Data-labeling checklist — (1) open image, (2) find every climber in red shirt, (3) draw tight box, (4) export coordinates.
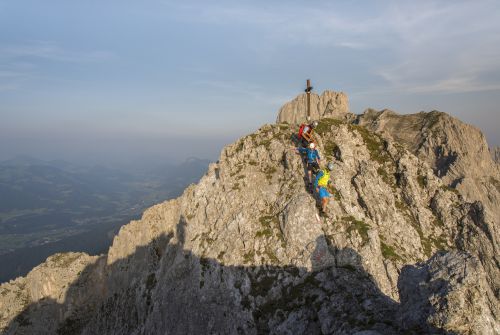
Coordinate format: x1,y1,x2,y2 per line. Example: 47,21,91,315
298,121,318,146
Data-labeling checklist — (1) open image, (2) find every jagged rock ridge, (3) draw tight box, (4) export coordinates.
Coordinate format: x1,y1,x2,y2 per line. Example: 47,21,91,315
1,92,498,334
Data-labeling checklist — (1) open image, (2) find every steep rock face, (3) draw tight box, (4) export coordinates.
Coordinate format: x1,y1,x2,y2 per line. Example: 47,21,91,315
356,109,500,295
399,251,499,335
276,90,350,124
492,146,500,164
1,117,497,334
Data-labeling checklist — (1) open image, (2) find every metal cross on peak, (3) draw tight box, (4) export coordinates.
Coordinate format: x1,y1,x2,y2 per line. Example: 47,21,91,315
304,79,313,93
305,79,313,120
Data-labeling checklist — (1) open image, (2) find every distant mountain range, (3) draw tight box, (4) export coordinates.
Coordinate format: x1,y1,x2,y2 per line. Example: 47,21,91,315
0,156,210,282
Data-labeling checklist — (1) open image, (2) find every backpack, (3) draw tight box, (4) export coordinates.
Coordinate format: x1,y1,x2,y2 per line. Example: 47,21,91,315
317,169,330,187
298,124,305,138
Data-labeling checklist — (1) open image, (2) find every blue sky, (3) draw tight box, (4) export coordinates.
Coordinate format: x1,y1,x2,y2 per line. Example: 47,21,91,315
1,0,499,165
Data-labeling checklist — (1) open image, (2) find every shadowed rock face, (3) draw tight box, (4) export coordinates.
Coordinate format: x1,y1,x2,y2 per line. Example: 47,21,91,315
0,229,404,335
1,93,499,334
399,251,499,335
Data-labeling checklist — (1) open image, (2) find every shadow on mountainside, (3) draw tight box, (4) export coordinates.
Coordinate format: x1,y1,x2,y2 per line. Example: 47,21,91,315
3,217,454,335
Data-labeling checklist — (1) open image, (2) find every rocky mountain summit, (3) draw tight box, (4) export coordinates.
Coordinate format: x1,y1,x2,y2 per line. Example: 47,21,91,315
1,91,498,334
277,90,350,124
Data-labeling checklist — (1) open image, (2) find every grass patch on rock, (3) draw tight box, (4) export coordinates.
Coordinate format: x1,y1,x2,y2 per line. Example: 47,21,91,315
50,253,81,268
426,111,443,130
315,118,344,136
377,167,396,188
217,251,226,262
417,175,427,188
419,231,448,258
256,215,280,239
380,241,404,262
323,140,339,160
260,139,272,150
440,185,459,195
235,140,245,153
230,164,243,177
263,166,277,181
350,125,390,164
243,250,255,264
255,229,272,238
343,216,370,245
264,246,280,264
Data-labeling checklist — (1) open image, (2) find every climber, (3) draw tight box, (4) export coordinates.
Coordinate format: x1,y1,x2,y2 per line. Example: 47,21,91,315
294,142,321,190
315,162,334,214
297,120,318,146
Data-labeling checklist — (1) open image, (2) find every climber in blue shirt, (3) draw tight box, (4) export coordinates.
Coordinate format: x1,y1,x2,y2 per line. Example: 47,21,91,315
294,142,321,188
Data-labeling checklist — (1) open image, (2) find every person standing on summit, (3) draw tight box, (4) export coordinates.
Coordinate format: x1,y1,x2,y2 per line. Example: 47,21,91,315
294,142,321,190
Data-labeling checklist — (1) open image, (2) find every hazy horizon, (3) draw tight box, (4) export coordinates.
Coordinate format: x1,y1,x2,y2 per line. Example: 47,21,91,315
1,0,499,166
0,133,233,167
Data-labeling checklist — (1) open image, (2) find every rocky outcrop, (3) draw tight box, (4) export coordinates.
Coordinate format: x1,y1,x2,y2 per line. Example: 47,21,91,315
276,90,350,124
1,93,498,334
399,251,499,334
492,146,500,164
357,109,500,295
357,109,497,182
0,252,105,334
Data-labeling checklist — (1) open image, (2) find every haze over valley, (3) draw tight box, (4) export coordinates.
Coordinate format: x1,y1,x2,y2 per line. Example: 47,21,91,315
0,155,210,282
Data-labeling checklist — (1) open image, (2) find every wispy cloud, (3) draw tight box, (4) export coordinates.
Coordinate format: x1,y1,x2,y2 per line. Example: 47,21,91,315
0,41,114,63
0,41,115,91
170,1,500,94
166,2,378,50
372,1,500,94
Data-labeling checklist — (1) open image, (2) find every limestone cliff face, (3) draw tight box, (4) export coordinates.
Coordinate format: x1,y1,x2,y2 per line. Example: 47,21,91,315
1,93,498,335
276,90,350,124
357,109,497,182
356,108,500,295
492,146,500,164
